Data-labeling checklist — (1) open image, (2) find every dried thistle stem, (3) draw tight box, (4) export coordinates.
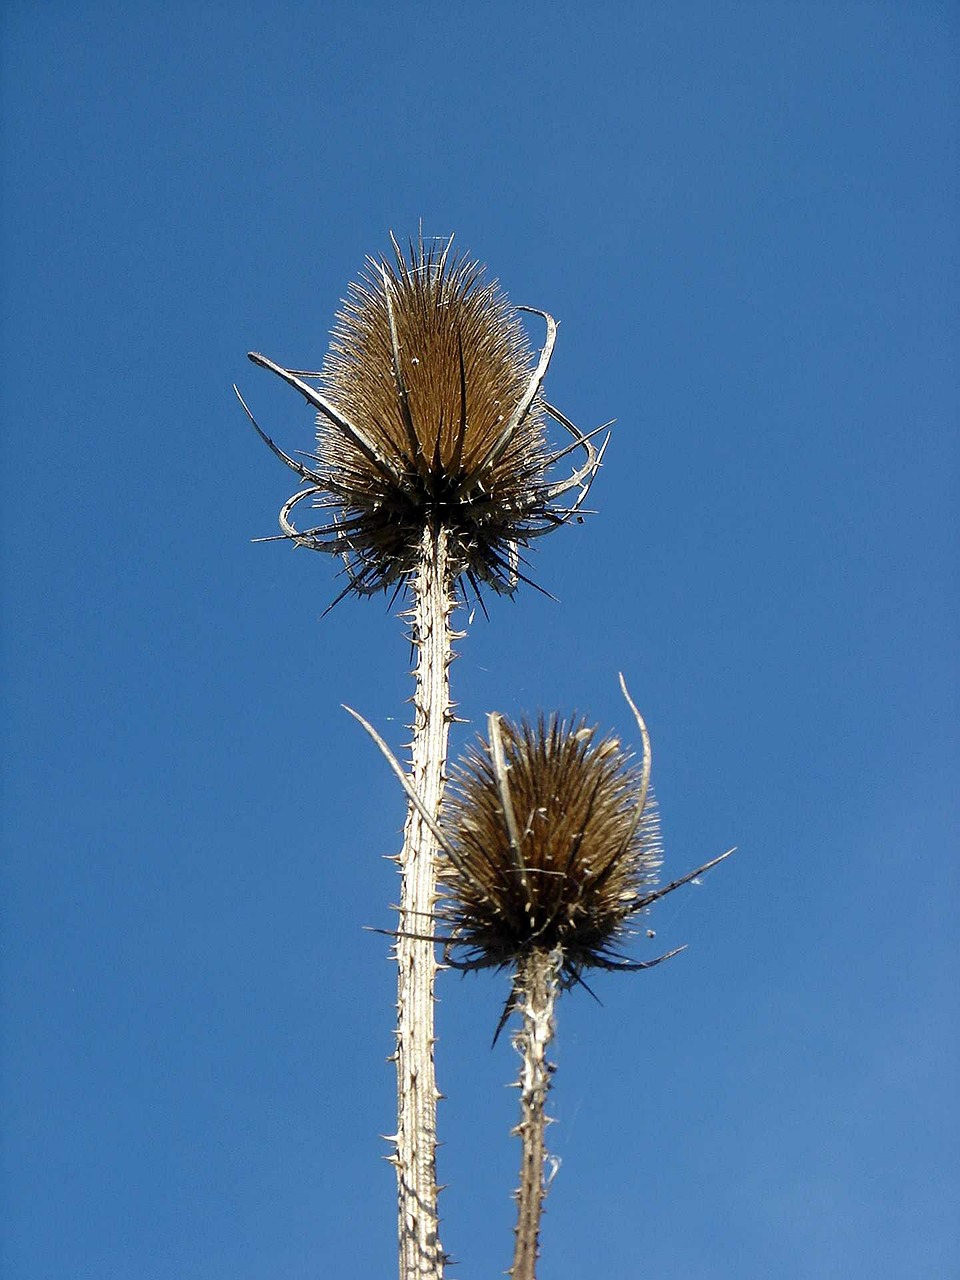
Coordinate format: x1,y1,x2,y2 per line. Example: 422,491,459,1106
394,521,455,1280
511,947,562,1280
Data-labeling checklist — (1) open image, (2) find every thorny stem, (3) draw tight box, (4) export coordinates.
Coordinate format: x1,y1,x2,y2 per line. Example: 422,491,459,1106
511,947,563,1280
393,522,455,1280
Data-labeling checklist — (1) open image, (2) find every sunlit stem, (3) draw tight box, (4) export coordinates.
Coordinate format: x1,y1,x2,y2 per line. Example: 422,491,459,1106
510,946,562,1280
393,522,455,1280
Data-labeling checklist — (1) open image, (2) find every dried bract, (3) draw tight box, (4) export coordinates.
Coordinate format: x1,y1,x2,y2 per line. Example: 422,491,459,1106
440,712,663,981
239,234,605,601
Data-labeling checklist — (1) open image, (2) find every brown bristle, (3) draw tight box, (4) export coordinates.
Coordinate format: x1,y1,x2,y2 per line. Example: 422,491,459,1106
439,714,663,979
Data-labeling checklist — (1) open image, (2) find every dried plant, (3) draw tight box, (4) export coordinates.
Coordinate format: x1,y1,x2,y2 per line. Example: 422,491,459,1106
440,703,664,984
349,677,732,1280
236,234,606,608
238,234,605,1280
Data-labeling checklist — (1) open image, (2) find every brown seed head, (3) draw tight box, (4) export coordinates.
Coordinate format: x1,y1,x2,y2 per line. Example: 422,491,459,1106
316,238,551,594
243,234,605,601
439,713,663,981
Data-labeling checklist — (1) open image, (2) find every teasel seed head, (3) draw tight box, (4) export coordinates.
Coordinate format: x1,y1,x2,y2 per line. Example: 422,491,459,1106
440,704,663,982
431,676,734,1001
345,678,734,1029
237,233,607,603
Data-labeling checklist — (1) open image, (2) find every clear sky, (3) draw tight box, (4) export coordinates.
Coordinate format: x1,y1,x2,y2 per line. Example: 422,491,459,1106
1,3,957,1277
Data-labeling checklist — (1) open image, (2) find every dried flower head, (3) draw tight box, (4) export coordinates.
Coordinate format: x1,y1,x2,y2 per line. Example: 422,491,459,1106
349,677,733,988
237,233,605,602
346,678,733,1039
440,704,663,982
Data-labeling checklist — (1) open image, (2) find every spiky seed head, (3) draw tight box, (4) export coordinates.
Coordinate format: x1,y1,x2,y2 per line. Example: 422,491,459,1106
309,237,556,595
439,714,662,982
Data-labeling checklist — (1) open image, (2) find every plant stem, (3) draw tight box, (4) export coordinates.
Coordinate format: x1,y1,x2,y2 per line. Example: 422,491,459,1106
511,947,562,1280
394,522,455,1280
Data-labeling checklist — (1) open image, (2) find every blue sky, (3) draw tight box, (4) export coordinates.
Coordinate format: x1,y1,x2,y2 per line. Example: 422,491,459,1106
1,3,957,1277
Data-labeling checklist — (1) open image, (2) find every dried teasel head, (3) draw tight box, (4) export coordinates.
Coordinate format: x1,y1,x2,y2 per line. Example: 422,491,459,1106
436,677,734,989
236,233,607,603
344,678,734,1032
440,706,659,980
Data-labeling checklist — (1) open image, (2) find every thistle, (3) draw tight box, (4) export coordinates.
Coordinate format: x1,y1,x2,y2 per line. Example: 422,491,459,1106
441,703,665,986
350,676,733,1279
445,708,667,1279
237,234,605,607
238,234,605,1280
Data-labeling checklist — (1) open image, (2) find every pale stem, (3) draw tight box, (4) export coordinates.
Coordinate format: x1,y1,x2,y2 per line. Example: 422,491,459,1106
393,522,454,1280
510,947,562,1280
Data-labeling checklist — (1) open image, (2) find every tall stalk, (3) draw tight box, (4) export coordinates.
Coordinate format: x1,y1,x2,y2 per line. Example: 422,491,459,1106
510,948,562,1280
393,523,454,1278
